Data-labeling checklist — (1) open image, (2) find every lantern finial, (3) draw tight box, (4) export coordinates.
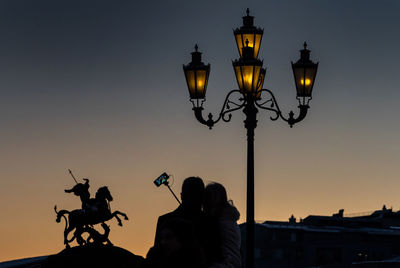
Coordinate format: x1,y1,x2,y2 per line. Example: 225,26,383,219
300,42,311,62
191,44,202,64
242,8,254,27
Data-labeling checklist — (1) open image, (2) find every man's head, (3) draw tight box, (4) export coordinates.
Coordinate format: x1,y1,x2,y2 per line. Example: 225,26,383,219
181,176,204,206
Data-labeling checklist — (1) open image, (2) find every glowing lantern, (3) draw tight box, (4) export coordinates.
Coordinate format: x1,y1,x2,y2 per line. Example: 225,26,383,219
233,40,263,96
183,44,211,99
233,8,263,59
256,68,266,99
292,42,318,98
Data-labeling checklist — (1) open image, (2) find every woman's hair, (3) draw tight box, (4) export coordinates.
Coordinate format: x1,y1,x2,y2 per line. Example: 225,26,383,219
204,182,232,217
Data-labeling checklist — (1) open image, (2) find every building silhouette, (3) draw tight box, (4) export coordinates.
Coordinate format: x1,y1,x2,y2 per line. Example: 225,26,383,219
240,206,400,267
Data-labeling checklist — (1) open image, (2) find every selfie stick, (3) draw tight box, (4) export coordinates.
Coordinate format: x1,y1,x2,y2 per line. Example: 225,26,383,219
165,181,181,205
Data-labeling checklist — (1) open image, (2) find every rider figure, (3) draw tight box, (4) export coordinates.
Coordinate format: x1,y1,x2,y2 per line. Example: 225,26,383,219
64,178,97,214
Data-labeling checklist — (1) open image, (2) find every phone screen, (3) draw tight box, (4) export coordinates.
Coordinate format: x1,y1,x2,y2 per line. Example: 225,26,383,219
154,172,169,187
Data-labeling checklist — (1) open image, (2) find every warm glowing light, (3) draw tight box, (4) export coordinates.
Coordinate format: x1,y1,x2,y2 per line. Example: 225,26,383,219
234,34,262,59
244,75,253,85
300,78,311,86
183,45,210,100
292,42,318,98
233,63,262,95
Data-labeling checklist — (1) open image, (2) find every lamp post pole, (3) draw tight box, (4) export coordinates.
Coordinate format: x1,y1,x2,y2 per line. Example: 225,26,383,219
244,97,257,268
183,9,319,268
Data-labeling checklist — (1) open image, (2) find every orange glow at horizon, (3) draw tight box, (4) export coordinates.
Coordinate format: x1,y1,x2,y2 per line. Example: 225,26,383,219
1,121,400,262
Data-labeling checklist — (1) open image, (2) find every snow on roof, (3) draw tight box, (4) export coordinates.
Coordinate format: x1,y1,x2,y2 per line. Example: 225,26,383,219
256,222,400,235
0,256,48,267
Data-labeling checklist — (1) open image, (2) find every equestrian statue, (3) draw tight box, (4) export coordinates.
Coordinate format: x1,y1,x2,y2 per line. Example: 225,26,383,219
54,170,129,248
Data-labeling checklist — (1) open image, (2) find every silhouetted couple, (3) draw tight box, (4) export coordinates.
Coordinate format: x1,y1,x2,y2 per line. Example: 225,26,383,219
146,177,241,268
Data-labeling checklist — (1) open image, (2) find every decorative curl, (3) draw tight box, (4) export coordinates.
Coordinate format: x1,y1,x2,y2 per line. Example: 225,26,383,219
255,89,310,127
192,90,245,129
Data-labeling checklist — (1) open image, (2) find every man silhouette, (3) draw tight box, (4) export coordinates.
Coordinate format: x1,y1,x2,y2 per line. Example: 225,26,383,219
154,176,205,244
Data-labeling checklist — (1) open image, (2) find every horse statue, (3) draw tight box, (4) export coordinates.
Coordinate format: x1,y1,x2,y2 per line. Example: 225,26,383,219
55,185,128,248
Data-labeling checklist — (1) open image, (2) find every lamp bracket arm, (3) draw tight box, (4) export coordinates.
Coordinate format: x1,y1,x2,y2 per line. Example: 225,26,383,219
255,89,282,121
227,99,243,108
192,107,215,129
214,89,245,124
255,89,310,127
192,90,244,129
286,105,309,128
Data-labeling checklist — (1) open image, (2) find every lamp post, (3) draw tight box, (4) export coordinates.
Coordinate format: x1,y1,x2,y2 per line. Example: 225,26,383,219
183,9,318,268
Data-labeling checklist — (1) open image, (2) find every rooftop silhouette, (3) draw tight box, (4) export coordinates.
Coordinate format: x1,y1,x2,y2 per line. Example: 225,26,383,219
240,206,400,267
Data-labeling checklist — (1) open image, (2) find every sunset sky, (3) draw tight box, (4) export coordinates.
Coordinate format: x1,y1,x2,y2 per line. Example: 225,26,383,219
1,0,400,261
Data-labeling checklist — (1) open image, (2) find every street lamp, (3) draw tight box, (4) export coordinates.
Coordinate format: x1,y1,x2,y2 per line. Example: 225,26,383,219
292,42,319,104
183,44,211,101
183,9,318,268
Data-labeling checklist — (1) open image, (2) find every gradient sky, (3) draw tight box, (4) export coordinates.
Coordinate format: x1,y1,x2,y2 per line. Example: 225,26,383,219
1,0,400,261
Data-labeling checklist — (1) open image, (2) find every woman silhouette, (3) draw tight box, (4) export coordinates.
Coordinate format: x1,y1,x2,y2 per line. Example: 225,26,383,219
204,182,241,268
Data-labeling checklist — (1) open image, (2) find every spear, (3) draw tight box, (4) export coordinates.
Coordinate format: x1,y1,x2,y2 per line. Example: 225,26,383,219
68,169,78,184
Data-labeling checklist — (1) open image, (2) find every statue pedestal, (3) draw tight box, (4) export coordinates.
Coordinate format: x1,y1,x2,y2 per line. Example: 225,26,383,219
43,245,145,268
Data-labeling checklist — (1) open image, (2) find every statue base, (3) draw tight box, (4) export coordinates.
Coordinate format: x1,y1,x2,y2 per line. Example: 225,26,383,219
43,244,145,268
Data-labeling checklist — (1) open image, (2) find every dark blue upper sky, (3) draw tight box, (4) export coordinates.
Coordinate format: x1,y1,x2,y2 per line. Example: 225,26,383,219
1,0,399,126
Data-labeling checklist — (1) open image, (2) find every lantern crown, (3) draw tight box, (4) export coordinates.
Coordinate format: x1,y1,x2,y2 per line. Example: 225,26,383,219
243,8,254,27
297,42,312,64
188,44,203,66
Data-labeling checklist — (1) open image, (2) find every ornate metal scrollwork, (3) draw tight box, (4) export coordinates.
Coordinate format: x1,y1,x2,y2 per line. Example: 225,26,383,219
192,88,310,129
255,89,310,127
192,89,245,129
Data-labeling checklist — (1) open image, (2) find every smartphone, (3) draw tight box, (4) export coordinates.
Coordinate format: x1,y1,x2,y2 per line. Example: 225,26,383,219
154,172,170,187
